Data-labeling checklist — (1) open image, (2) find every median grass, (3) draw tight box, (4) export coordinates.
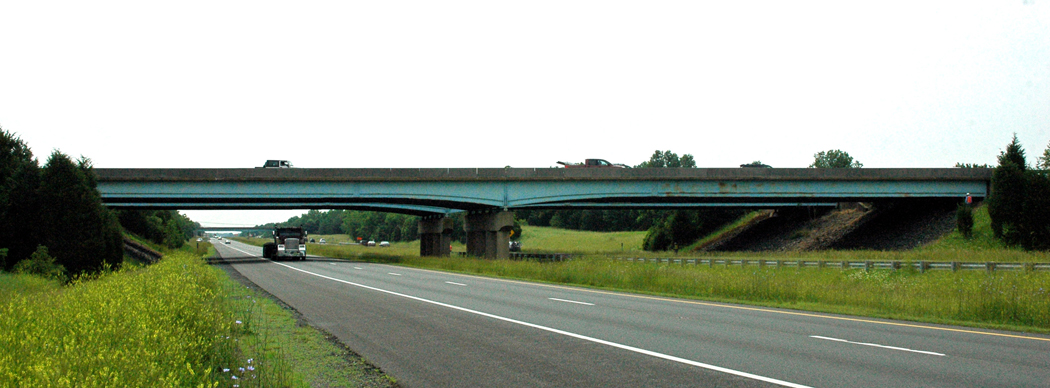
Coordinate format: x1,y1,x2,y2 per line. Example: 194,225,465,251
0,240,394,387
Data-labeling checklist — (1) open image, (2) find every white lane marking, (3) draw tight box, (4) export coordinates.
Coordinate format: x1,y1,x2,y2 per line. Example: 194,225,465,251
810,336,946,357
269,261,811,388
549,297,594,306
445,281,467,286
354,267,363,270
388,272,402,276
330,263,338,265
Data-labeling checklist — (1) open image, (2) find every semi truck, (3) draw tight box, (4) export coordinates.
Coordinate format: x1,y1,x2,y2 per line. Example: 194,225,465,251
262,227,307,260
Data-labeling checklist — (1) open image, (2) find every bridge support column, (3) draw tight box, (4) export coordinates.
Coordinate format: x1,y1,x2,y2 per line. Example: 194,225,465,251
464,211,514,259
418,217,454,257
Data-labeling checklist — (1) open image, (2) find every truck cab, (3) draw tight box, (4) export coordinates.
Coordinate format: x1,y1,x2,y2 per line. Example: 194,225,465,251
262,227,307,260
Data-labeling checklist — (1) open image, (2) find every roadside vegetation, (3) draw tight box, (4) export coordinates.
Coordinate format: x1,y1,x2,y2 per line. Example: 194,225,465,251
0,237,395,387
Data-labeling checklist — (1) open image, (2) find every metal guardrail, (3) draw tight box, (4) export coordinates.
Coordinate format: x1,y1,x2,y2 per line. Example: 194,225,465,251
452,252,572,262
123,238,162,264
614,257,1050,272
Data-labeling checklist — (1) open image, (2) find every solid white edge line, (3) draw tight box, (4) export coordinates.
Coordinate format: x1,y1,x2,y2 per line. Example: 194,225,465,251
270,261,812,388
810,336,946,357
549,297,595,306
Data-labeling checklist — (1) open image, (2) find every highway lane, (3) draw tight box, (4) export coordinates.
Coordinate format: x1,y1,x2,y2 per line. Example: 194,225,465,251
211,239,1050,387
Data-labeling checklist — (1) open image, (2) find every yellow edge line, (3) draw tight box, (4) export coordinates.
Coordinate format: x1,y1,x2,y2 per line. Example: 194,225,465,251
400,264,1050,343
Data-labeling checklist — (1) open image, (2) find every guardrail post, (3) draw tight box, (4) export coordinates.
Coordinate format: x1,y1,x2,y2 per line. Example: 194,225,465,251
818,260,825,269
865,261,873,271
951,262,959,272
841,261,849,270
741,259,748,267
776,260,783,268
986,262,995,272
1025,263,1035,272
892,261,901,271
919,261,927,273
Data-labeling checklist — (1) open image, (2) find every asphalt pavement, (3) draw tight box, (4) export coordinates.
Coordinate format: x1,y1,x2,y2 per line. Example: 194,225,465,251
211,239,1050,388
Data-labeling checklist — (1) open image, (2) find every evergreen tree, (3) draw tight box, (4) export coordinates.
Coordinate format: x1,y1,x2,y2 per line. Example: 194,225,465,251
988,136,1028,243
0,128,41,269
38,152,122,275
1038,140,1050,171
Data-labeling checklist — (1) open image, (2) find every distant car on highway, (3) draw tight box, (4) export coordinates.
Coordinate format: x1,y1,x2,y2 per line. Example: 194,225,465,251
509,241,522,252
367,240,376,247
379,241,390,247
319,238,326,244
224,239,230,244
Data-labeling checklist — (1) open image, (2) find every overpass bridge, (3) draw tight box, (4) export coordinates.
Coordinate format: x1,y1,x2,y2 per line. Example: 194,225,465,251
95,167,992,258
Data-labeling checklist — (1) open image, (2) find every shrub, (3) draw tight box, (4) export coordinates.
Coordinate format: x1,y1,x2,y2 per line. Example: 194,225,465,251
12,245,67,282
957,204,974,239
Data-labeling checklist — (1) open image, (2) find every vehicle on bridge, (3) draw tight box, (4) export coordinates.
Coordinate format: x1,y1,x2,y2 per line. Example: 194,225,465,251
262,227,307,260
557,159,626,168
259,160,293,168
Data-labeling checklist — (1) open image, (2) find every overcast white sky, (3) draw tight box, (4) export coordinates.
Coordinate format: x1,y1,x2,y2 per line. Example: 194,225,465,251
2,1,1049,227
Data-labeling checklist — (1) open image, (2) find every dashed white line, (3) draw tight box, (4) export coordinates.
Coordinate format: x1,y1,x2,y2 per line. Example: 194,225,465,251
388,272,402,276
549,297,594,306
354,267,362,270
445,281,467,286
810,336,946,356
268,261,811,388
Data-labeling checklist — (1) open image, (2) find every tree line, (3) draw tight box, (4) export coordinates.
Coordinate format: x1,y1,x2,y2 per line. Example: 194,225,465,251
0,128,197,281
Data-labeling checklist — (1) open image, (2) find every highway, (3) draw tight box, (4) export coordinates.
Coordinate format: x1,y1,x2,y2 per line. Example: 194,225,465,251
212,239,1050,387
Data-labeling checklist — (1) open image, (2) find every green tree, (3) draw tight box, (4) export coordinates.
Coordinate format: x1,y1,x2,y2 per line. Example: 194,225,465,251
1021,170,1050,250
1038,140,1050,171
988,135,1028,243
0,127,41,270
636,150,697,168
38,152,123,275
999,134,1027,171
809,149,863,168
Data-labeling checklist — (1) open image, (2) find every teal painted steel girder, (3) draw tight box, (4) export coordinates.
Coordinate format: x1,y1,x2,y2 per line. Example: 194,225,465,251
95,167,991,215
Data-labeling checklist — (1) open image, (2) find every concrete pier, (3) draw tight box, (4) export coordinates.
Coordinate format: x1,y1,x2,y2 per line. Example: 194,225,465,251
418,217,454,257
464,211,515,259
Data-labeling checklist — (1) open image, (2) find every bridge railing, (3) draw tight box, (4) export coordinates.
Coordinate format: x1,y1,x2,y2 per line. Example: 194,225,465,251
614,257,1050,272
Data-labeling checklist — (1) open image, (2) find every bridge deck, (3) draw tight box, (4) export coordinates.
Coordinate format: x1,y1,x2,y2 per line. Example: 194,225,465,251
94,168,992,214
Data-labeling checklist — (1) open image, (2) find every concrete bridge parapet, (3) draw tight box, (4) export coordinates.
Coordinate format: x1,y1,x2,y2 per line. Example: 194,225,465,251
418,217,454,257
464,211,515,259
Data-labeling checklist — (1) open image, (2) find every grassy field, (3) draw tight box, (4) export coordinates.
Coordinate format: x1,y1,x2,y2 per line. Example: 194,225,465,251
0,240,394,387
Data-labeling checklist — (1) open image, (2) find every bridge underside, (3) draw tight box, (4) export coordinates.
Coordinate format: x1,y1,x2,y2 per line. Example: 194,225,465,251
95,167,991,258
